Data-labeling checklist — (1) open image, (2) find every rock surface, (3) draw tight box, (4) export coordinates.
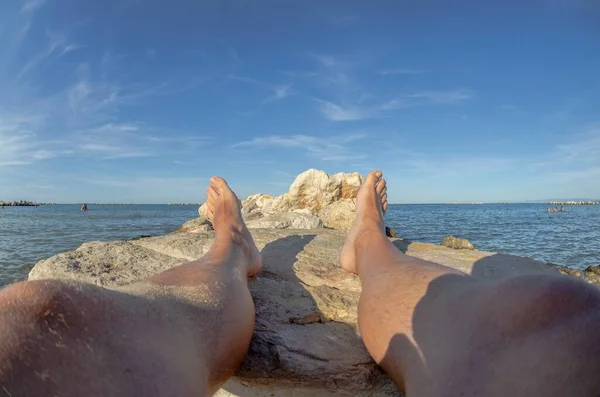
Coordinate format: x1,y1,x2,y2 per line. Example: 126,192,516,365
199,170,363,230
555,264,600,285
28,225,573,396
174,217,212,233
385,226,398,238
318,199,356,230
440,235,476,250
246,212,323,230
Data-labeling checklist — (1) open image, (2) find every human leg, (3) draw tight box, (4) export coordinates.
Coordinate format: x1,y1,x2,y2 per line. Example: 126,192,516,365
341,171,600,396
0,176,261,396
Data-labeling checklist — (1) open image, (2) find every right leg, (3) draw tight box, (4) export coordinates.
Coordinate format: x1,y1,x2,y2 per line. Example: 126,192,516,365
340,171,600,396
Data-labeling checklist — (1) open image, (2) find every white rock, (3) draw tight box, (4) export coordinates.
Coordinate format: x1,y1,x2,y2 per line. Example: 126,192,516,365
319,199,357,231
246,212,323,229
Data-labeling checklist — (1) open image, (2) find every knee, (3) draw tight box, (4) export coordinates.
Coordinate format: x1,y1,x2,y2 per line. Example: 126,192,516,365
0,280,96,331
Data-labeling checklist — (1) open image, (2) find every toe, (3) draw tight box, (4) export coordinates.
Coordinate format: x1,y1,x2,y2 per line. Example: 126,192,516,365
365,170,382,187
210,176,229,193
376,178,386,195
207,186,219,200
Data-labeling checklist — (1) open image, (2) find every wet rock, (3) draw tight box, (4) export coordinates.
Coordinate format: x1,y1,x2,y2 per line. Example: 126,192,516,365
385,227,398,238
555,264,600,286
441,236,476,250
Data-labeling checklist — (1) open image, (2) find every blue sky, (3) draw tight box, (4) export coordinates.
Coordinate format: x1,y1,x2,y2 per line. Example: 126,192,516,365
1,0,599,203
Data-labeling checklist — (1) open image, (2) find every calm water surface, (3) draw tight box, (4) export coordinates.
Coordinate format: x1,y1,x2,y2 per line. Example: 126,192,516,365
0,205,198,286
386,203,599,270
0,203,598,286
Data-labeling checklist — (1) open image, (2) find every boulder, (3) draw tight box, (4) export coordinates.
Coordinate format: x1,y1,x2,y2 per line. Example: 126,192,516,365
29,226,569,396
281,169,363,214
441,236,476,250
246,212,324,230
318,199,356,230
198,170,363,231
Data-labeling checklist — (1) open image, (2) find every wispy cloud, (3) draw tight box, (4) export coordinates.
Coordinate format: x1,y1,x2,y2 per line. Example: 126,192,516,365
379,68,425,75
309,53,357,93
314,88,473,121
230,133,366,162
555,124,600,164
17,33,81,81
291,54,472,121
406,89,473,104
314,99,376,121
20,0,46,14
263,84,296,104
229,74,295,105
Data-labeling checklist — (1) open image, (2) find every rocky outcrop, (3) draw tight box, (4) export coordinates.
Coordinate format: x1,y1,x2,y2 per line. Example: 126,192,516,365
199,170,363,230
441,236,476,250
28,225,572,396
555,264,600,285
281,169,363,214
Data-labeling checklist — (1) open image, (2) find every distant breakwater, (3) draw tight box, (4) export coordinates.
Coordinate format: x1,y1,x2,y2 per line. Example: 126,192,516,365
548,201,599,206
0,200,46,207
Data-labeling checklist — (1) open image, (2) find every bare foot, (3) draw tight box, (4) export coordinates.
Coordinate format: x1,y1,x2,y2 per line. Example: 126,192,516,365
339,170,388,274
206,176,262,277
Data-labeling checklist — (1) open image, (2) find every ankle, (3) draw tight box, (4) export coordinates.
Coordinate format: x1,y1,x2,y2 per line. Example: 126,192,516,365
355,230,393,276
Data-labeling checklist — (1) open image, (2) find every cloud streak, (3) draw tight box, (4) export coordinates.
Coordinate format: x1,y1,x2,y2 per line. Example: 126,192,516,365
231,133,366,162
314,88,473,121
263,84,296,104
379,68,425,75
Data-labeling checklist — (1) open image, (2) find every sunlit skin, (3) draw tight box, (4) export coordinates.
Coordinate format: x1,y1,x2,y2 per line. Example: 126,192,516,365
1,172,599,396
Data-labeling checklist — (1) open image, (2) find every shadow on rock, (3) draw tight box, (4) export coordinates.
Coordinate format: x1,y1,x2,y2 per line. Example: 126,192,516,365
229,234,392,395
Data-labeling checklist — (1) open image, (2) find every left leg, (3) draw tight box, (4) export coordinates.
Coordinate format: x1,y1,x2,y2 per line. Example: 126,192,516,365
0,176,261,396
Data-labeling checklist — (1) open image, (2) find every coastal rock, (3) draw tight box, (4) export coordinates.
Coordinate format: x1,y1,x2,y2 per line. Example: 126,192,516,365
385,227,398,238
174,217,212,233
441,236,476,250
245,212,324,230
282,169,363,214
198,203,207,218
198,170,363,231
318,199,356,230
556,264,600,285
29,225,566,396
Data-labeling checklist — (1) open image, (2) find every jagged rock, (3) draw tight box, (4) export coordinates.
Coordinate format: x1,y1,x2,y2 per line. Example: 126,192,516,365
275,169,363,214
175,217,212,233
29,226,568,396
385,227,398,238
555,264,600,285
318,199,356,230
198,170,363,231
246,212,324,229
441,236,476,250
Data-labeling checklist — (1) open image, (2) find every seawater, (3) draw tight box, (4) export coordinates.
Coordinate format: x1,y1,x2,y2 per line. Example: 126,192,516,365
0,203,598,286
